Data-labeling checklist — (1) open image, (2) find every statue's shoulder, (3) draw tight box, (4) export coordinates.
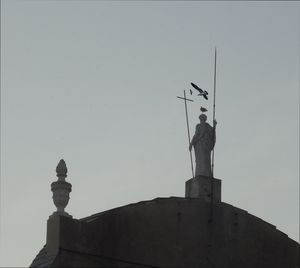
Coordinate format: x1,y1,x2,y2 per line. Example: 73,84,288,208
204,122,213,129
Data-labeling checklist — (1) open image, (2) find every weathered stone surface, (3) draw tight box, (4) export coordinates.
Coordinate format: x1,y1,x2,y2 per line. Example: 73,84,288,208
32,197,299,268
185,175,221,203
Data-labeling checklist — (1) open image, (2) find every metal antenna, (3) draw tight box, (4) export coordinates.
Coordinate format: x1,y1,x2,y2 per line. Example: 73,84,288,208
210,47,217,221
177,90,195,178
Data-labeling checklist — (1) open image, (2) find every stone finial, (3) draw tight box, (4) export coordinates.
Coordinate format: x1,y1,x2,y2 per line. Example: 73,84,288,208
56,159,67,181
50,159,72,218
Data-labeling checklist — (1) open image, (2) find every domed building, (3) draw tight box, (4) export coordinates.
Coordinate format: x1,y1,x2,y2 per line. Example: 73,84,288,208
30,160,299,268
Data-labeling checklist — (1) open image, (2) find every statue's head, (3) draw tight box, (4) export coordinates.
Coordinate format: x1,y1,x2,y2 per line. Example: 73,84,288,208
199,114,207,122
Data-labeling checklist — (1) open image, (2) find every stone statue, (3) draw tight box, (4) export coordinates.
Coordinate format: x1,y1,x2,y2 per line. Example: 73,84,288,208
189,114,217,177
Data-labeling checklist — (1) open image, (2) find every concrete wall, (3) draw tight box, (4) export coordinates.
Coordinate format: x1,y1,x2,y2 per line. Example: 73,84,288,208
45,197,299,268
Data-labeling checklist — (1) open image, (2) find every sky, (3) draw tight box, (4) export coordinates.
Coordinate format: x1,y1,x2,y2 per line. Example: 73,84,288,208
0,1,299,267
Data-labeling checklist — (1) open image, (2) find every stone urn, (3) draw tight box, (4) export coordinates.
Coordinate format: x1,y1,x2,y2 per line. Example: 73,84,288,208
50,159,72,218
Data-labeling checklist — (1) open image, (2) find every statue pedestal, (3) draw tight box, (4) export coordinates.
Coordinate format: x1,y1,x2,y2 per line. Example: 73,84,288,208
185,175,221,203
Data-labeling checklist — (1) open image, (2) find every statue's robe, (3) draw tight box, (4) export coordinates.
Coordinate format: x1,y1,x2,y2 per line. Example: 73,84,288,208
191,122,215,177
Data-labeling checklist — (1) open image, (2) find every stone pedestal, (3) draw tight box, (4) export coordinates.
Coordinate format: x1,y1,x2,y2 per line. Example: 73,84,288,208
46,214,78,256
185,175,221,203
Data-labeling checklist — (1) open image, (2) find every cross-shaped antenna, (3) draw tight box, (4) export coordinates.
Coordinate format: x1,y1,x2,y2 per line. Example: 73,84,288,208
177,90,195,178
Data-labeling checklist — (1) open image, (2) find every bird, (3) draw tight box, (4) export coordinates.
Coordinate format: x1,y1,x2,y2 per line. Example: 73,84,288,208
191,82,208,100
200,107,208,113
189,89,193,95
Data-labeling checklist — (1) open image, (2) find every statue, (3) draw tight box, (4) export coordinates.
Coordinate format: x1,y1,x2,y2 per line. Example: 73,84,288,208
189,114,217,177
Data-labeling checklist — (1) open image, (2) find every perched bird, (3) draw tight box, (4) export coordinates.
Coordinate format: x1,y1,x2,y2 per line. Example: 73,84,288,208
191,82,208,100
200,107,208,113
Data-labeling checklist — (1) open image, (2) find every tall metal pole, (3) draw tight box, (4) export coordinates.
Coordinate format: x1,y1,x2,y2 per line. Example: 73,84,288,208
183,90,195,178
212,48,217,177
210,47,217,222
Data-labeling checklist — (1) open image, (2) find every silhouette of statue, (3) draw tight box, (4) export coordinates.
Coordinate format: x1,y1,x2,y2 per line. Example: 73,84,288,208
189,114,217,177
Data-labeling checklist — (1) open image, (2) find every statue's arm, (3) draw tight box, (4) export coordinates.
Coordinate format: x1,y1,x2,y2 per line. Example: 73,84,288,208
189,136,195,151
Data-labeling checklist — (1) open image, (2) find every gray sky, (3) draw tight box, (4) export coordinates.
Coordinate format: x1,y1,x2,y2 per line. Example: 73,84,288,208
0,1,299,267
